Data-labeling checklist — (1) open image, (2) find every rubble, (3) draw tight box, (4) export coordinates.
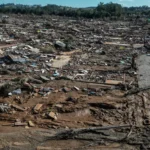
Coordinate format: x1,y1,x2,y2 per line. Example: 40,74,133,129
74,86,80,91
55,40,66,48
0,14,149,150
0,103,10,113
34,104,43,113
105,80,123,85
28,121,35,127
11,104,26,111
14,122,27,126
48,112,58,120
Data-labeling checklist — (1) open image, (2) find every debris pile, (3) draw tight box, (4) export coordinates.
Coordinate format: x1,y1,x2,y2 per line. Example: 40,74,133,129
0,14,149,149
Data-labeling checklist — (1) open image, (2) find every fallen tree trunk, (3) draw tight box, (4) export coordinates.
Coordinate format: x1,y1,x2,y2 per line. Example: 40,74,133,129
46,124,131,140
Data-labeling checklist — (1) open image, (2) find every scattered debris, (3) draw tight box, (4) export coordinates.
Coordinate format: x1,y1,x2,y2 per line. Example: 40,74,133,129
0,14,148,150
14,122,27,126
105,80,123,85
0,103,10,113
11,104,26,111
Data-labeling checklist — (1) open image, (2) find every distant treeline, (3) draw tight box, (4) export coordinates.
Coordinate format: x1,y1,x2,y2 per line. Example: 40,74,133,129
0,3,150,19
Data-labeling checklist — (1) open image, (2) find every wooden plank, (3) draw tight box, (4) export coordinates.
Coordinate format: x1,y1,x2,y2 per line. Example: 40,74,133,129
105,80,123,85
36,146,52,150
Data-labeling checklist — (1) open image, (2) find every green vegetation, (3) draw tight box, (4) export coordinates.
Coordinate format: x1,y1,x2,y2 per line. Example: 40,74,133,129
40,45,56,54
119,46,125,50
0,3,150,19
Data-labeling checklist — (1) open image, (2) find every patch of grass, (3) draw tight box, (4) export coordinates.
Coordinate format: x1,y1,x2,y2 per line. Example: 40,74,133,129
41,46,56,54
119,46,125,50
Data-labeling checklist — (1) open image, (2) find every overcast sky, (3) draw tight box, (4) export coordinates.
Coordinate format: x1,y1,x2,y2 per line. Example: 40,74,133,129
1,0,150,7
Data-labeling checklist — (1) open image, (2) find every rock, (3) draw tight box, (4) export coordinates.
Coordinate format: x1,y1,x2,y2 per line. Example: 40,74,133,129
28,121,35,127
53,89,59,93
55,104,63,108
48,112,57,120
25,126,29,129
34,104,43,113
